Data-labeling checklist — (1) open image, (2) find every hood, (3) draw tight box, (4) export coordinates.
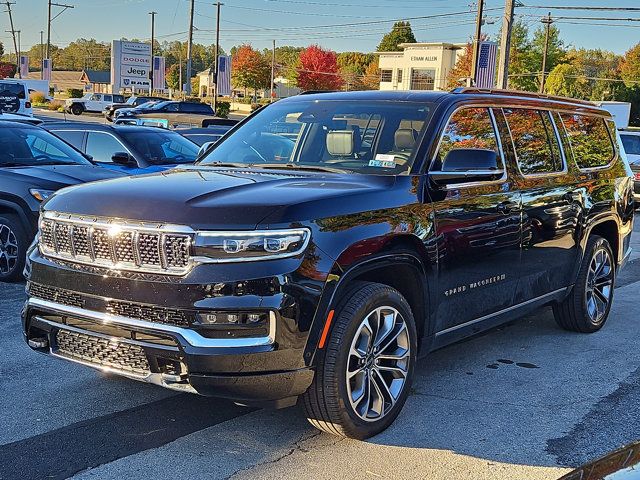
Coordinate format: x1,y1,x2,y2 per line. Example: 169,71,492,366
44,166,411,230
0,164,125,191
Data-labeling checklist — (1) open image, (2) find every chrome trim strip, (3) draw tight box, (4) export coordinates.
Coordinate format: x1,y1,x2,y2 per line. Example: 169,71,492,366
28,297,277,348
435,287,567,337
43,211,195,234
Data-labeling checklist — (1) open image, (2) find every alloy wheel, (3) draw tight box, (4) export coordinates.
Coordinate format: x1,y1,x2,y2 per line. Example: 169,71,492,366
346,306,411,422
0,224,19,275
586,246,614,324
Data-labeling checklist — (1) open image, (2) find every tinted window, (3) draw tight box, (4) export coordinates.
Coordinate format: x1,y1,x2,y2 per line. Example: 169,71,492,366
200,100,433,174
560,113,615,169
435,107,501,168
183,134,222,146
113,95,125,103
120,130,198,165
103,95,113,102
86,132,127,163
0,82,26,99
165,103,179,112
181,103,213,114
0,126,90,166
52,130,85,149
503,108,562,175
621,134,640,156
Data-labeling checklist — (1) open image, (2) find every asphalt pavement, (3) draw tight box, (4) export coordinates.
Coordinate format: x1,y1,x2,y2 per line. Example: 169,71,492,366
1,222,639,480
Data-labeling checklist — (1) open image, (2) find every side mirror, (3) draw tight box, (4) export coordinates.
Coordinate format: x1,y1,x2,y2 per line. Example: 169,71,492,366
197,141,215,158
430,148,504,186
111,151,134,166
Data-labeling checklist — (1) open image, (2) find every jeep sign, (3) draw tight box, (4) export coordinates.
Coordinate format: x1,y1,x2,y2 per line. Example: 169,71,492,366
111,40,151,91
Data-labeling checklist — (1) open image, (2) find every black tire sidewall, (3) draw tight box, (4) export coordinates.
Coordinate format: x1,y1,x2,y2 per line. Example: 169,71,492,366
0,215,27,282
578,236,615,330
326,284,417,438
71,104,83,115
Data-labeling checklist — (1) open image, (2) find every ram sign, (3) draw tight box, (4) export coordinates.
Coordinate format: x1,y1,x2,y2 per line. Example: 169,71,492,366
111,40,151,92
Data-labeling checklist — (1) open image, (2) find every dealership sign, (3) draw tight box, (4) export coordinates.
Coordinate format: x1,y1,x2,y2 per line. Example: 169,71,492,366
111,40,151,91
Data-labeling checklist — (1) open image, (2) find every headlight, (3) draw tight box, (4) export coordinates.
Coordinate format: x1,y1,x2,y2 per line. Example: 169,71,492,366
29,189,55,202
193,228,310,262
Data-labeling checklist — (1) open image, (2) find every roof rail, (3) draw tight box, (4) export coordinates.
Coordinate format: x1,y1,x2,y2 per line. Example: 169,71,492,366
450,87,596,107
298,90,337,95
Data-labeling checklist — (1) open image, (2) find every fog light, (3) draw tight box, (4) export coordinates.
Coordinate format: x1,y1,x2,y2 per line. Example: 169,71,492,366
197,311,268,326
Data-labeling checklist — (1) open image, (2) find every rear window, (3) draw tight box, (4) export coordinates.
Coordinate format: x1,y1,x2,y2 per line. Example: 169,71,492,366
0,82,26,99
503,108,563,175
560,113,615,169
621,134,640,156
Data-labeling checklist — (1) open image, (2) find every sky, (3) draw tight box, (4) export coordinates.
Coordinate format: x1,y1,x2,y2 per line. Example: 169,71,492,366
2,0,639,56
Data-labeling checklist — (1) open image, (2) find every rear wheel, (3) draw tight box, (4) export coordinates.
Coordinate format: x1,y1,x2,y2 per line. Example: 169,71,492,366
0,215,27,282
553,235,615,333
70,103,83,115
302,282,417,439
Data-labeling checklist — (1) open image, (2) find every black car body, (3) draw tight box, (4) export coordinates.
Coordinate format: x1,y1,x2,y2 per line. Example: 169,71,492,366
44,123,200,174
115,101,216,127
0,121,124,281
103,96,164,122
23,90,634,439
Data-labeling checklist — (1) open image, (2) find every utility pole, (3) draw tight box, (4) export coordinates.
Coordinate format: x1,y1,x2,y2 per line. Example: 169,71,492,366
213,1,222,112
40,30,44,79
47,2,75,62
496,0,515,89
470,0,484,87
4,1,19,78
270,39,275,102
539,12,553,93
185,0,195,95
149,11,157,94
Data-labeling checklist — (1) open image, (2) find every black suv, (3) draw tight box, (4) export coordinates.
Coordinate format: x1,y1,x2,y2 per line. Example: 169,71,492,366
0,121,123,281
115,101,215,127
23,90,634,439
103,96,164,122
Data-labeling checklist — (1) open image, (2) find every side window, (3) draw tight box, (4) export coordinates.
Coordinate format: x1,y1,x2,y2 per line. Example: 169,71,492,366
380,70,392,82
560,114,615,169
434,107,502,170
85,132,127,163
103,95,112,102
503,108,563,175
52,130,85,149
26,135,67,157
166,103,179,112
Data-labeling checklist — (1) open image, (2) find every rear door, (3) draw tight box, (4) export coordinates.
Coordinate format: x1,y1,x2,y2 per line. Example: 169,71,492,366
428,106,522,333
498,107,581,303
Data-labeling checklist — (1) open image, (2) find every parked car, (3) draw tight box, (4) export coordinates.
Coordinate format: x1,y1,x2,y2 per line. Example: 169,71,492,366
65,93,126,116
0,121,123,281
103,96,164,122
0,79,32,116
44,122,200,174
177,125,234,146
620,129,640,207
23,90,634,439
113,100,168,122
115,100,216,127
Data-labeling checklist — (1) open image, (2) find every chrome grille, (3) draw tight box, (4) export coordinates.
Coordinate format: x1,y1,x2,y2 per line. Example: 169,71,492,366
55,330,150,376
39,212,193,275
28,282,84,308
106,300,194,327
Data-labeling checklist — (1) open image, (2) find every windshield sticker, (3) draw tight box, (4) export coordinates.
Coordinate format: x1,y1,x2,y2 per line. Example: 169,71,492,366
370,154,396,168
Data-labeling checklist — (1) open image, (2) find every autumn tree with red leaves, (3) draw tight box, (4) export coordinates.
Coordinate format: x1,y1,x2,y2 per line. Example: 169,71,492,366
0,62,17,79
231,44,271,96
296,45,343,91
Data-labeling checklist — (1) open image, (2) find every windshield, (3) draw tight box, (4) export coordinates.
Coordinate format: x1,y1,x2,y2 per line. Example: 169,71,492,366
125,97,136,105
621,134,640,157
119,130,199,165
0,126,92,167
0,82,26,99
199,99,432,174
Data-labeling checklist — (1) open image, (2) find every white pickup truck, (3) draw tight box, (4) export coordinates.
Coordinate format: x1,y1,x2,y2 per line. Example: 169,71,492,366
65,93,126,115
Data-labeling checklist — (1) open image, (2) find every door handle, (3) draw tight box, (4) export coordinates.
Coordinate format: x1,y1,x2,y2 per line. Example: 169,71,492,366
497,201,519,214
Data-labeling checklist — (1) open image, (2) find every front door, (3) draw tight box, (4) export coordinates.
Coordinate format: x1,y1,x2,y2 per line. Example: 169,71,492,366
428,106,522,332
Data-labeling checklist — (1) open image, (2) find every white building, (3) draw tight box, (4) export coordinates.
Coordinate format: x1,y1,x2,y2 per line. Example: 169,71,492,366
377,42,466,91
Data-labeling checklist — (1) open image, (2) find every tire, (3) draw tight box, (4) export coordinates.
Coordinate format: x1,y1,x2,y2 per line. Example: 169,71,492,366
0,214,27,282
302,282,417,439
70,104,83,116
553,235,615,333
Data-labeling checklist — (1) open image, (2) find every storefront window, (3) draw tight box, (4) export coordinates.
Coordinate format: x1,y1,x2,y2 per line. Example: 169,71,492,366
410,69,435,90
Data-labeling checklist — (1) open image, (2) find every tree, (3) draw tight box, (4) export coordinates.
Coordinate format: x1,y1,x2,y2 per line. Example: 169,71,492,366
564,48,622,100
446,42,473,89
337,52,374,91
544,63,584,98
166,63,181,90
621,43,640,88
259,45,302,84
377,21,416,52
0,62,16,79
0,42,4,58
531,24,566,89
231,44,271,95
505,21,537,91
296,45,343,91
361,61,381,90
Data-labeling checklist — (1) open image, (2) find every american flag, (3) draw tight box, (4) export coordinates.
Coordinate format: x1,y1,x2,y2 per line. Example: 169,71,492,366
152,56,166,90
217,56,232,96
42,59,52,81
476,41,497,89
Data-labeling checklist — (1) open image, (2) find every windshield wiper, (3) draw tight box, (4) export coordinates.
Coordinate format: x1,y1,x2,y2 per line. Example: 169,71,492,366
248,163,349,174
203,161,252,168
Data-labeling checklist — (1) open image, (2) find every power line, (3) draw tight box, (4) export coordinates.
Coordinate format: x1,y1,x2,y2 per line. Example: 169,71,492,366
520,5,640,12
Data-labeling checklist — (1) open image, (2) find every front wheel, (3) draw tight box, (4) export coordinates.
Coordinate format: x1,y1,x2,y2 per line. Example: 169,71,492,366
70,104,83,115
302,282,417,439
553,235,615,333
0,215,27,282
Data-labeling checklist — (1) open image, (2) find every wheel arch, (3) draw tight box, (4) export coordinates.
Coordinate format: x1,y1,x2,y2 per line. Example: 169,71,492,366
583,215,621,266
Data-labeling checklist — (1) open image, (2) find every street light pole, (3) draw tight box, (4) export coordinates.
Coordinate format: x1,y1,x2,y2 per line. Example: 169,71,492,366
470,0,484,87
497,0,515,89
185,0,195,95
149,11,157,94
46,2,75,63
40,30,44,79
213,1,222,113
4,1,19,78
270,39,275,102
540,13,553,93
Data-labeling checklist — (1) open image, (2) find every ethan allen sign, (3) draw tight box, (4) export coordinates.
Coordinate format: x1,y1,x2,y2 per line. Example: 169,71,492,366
410,56,438,62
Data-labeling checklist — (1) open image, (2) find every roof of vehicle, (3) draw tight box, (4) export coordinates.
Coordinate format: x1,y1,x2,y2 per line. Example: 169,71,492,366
177,127,231,134
42,122,178,133
0,119,39,128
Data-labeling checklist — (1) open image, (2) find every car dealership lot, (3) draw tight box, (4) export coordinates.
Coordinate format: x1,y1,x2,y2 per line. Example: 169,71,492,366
0,220,638,480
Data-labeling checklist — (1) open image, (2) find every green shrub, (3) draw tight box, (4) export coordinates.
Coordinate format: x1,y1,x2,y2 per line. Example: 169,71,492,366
216,101,230,118
66,88,84,98
48,100,64,111
29,91,47,104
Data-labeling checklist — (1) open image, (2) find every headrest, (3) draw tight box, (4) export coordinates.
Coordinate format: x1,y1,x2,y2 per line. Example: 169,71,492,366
395,128,418,150
326,130,354,156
